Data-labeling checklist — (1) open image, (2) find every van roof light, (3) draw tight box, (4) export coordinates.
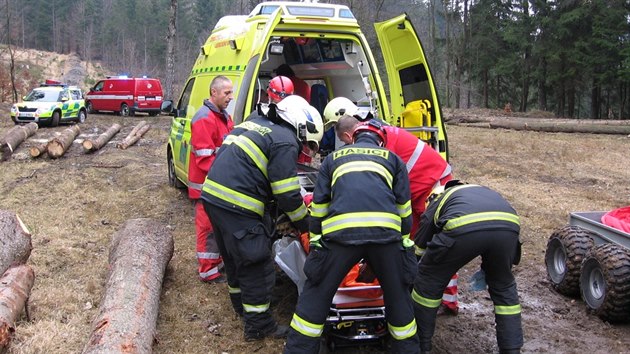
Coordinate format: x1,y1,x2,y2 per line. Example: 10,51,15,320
270,43,284,55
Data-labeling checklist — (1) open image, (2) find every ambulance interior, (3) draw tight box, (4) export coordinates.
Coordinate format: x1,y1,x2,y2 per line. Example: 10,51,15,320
252,34,439,154
253,36,378,119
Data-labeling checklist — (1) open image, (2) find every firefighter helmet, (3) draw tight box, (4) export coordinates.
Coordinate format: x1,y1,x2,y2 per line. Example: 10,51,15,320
267,75,294,103
323,97,359,129
277,95,322,146
351,119,387,147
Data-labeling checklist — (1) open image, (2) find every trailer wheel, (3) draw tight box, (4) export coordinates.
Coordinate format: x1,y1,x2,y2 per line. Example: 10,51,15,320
545,225,595,296
580,243,630,323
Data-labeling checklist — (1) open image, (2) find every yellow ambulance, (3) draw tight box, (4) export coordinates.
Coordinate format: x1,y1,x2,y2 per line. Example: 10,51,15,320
163,1,448,189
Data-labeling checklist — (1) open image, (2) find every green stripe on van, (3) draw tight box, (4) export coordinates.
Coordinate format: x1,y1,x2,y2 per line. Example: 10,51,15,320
191,65,246,75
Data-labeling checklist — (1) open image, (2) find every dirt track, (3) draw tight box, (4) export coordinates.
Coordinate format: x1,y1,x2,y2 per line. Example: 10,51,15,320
1,109,630,353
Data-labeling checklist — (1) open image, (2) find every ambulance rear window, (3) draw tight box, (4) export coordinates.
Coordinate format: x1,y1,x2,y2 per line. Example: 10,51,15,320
286,6,335,18
339,9,355,19
259,5,279,15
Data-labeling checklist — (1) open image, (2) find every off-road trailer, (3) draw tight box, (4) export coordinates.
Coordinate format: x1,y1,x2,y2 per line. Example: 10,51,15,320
545,211,630,322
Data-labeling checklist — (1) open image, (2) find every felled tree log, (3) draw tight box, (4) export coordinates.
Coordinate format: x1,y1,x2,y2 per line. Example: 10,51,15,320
116,122,150,150
0,265,35,351
83,124,122,152
29,142,49,158
47,125,80,159
0,210,32,276
488,120,630,135
82,219,174,354
0,123,38,161
125,121,148,139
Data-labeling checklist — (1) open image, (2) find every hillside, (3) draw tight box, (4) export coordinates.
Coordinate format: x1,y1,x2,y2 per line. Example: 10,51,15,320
0,46,111,100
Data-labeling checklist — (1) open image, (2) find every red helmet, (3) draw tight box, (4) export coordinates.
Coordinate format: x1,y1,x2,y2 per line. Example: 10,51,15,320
267,76,294,103
352,120,387,146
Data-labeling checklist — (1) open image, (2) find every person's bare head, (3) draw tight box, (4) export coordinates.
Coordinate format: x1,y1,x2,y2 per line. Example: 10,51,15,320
209,75,234,111
335,114,360,144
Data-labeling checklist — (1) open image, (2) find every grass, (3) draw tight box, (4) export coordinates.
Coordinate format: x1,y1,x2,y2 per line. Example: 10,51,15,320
1,114,630,353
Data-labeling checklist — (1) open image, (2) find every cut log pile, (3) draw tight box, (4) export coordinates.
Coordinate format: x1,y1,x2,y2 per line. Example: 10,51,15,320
47,125,81,158
0,122,38,161
117,121,151,150
83,218,174,354
0,121,152,160
0,210,34,351
82,124,122,153
0,213,175,353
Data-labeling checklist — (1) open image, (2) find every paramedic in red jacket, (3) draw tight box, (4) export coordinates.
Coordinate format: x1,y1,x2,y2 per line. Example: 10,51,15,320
190,75,234,283
275,64,310,101
335,113,459,314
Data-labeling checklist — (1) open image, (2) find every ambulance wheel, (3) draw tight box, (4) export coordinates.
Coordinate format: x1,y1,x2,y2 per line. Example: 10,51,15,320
167,149,186,189
51,111,61,127
120,103,130,116
580,243,630,323
545,225,595,296
78,109,87,123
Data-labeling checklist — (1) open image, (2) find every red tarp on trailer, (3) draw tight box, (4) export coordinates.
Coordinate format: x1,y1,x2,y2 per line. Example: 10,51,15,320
601,206,630,234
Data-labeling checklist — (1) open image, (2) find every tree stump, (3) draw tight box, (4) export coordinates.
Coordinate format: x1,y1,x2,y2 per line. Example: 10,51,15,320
0,123,38,161
0,210,32,276
47,125,81,159
83,124,122,152
0,265,35,351
82,219,174,354
117,122,150,150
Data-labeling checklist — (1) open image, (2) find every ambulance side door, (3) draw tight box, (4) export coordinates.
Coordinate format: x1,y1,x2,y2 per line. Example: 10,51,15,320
171,77,196,184
374,14,448,159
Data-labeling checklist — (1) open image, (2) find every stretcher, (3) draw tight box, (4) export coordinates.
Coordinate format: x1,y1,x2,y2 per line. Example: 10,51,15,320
273,237,389,351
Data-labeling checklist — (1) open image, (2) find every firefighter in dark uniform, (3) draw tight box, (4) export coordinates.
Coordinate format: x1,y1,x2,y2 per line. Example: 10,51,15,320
412,181,523,354
201,95,321,341
284,119,420,354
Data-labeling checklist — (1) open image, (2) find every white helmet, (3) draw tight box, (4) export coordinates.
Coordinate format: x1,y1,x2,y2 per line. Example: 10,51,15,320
304,104,324,150
276,95,323,146
323,97,358,130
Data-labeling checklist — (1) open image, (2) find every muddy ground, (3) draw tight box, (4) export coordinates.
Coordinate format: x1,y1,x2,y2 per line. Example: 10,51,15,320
1,106,629,354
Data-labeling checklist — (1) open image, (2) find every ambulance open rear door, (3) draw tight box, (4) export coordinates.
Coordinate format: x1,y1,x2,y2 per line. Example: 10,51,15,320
232,9,283,124
374,14,448,160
